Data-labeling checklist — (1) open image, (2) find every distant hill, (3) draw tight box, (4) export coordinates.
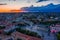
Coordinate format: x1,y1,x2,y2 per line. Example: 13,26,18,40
21,3,60,12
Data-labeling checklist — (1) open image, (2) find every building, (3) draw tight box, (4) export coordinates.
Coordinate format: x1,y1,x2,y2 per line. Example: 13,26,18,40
50,24,60,33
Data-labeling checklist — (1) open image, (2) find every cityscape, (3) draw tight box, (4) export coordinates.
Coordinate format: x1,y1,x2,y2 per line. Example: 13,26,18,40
0,12,60,40
0,0,60,40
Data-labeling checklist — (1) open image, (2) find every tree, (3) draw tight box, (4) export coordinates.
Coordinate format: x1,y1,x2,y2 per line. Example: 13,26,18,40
0,26,5,29
16,28,41,38
57,32,60,40
17,38,22,40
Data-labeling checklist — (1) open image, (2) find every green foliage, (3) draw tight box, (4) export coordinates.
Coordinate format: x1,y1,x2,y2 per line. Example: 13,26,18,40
17,38,23,40
57,32,60,40
0,26,5,29
40,21,60,25
4,30,14,35
16,28,41,38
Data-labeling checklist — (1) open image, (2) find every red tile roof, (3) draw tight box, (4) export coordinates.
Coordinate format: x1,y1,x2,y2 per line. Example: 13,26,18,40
11,31,42,40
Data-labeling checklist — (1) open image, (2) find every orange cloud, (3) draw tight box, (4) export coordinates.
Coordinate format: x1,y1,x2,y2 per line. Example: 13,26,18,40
0,9,24,13
0,5,24,13
0,9,10,12
10,9,24,12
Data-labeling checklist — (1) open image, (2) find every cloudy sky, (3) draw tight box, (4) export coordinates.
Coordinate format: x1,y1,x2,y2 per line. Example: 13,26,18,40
0,0,60,10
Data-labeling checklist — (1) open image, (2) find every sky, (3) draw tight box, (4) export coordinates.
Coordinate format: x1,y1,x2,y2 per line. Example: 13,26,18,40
0,0,60,12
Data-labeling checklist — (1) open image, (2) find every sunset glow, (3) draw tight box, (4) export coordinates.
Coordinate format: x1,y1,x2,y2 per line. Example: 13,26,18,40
0,0,60,12
0,9,24,13
0,5,23,12
0,9,10,12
